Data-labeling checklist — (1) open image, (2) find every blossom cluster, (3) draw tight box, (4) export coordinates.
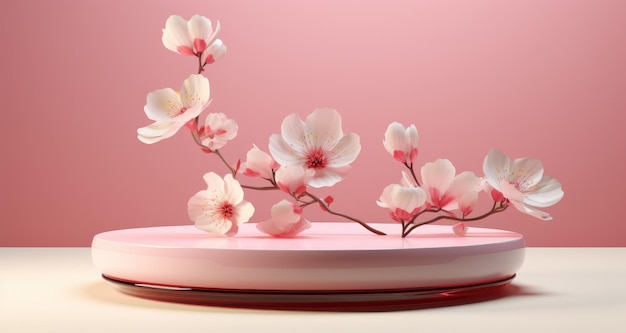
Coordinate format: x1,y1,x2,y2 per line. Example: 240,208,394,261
138,15,564,238
379,122,564,236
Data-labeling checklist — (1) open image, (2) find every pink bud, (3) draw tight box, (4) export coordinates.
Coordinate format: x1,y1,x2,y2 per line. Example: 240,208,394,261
453,223,467,236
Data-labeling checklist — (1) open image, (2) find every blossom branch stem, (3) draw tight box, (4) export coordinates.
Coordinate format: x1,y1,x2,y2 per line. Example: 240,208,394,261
213,149,236,175
303,191,387,235
402,202,508,237
241,185,279,191
404,162,420,186
197,55,204,74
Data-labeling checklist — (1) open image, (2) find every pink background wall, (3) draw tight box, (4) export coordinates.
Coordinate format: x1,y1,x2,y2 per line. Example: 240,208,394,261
2,0,625,246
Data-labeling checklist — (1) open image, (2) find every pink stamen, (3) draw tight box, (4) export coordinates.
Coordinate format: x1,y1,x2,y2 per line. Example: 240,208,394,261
305,148,327,169
219,202,234,218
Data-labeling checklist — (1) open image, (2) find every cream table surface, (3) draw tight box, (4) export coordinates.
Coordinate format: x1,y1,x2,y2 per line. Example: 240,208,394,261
1,247,625,333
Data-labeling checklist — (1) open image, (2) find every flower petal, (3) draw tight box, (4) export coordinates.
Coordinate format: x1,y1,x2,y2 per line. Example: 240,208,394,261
483,149,511,190
222,173,244,205
144,88,183,122
327,133,361,167
137,121,182,144
447,171,482,198
383,122,408,155
279,113,306,150
421,159,456,194
233,200,255,225
188,15,213,53
511,157,544,188
202,39,227,64
510,200,553,220
304,108,343,148
392,186,427,213
269,134,300,166
523,176,564,207
202,172,225,195
180,74,210,109
307,167,345,188
161,15,193,54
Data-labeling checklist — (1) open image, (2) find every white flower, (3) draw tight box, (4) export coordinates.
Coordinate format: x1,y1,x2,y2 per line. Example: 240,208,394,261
162,15,221,56
275,166,315,196
188,172,255,236
137,74,210,144
420,159,482,213
483,149,564,220
383,122,419,163
377,183,427,221
256,200,311,237
240,145,278,179
201,39,227,65
199,113,238,150
269,108,361,188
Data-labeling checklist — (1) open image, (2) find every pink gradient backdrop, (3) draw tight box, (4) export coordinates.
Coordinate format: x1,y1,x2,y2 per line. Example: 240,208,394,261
2,0,625,246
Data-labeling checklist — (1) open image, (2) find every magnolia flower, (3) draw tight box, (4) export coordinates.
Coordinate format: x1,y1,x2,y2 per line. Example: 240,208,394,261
198,113,238,150
483,149,564,220
383,122,419,163
275,166,315,196
188,172,255,236
377,184,427,221
240,145,278,179
162,15,221,56
137,74,210,144
256,200,311,237
420,159,482,214
269,108,361,188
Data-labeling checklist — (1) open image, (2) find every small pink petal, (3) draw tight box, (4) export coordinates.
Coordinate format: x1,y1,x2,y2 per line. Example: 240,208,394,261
453,223,467,236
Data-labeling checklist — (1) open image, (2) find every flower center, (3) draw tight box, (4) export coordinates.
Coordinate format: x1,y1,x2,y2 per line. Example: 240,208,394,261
305,148,327,169
219,202,234,218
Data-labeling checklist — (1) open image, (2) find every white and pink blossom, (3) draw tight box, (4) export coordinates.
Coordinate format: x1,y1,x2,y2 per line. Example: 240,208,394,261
377,183,427,221
256,200,311,237
198,113,238,150
269,108,361,188
383,122,419,163
201,39,227,65
162,15,221,56
274,166,315,196
483,149,564,220
137,74,210,144
240,145,278,179
188,172,255,236
420,159,482,213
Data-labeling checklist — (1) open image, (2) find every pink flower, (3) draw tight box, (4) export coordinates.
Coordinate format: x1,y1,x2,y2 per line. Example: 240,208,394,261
256,200,311,237
483,149,564,220
420,159,482,213
240,145,278,179
269,108,361,188
198,113,238,150
383,122,419,163
274,166,315,196
162,15,221,56
137,74,210,144
188,172,255,236
377,183,427,221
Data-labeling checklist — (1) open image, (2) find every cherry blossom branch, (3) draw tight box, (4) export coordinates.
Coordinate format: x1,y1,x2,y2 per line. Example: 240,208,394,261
213,149,236,175
401,201,509,237
303,191,387,236
404,162,421,187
